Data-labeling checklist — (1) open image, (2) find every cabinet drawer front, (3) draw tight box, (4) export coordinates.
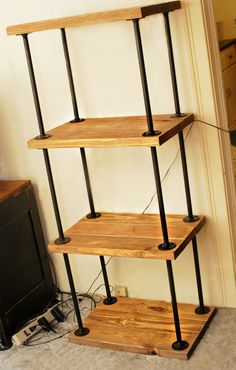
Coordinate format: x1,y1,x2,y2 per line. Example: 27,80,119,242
221,45,236,70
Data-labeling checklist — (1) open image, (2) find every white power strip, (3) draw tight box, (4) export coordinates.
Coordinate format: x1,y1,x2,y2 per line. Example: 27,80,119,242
12,305,58,345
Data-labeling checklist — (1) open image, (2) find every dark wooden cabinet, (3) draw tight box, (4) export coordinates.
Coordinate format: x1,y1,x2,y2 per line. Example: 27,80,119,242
0,180,55,348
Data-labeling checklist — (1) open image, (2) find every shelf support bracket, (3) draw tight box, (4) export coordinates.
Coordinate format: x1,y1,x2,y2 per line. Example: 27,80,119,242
61,28,84,123
63,253,90,336
132,19,160,137
163,12,186,118
166,260,189,351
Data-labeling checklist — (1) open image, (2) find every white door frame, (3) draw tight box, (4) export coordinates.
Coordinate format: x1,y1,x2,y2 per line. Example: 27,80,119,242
183,0,236,306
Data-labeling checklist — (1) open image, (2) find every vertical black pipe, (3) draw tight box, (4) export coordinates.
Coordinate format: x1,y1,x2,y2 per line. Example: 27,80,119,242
178,131,198,223
61,28,83,122
22,33,68,245
163,11,187,118
151,147,176,250
60,29,115,304
99,256,117,305
178,132,209,314
63,254,90,336
42,149,70,244
60,28,99,220
133,20,160,137
80,150,115,303
166,260,189,350
80,150,115,302
22,31,87,334
22,34,50,139
192,239,210,314
80,148,101,219
163,12,182,116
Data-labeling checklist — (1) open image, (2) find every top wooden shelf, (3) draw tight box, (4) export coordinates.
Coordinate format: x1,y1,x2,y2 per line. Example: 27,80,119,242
7,1,181,36
28,114,194,149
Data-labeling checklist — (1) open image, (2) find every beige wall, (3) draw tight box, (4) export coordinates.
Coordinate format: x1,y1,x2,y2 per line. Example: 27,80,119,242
1,0,235,307
212,0,236,39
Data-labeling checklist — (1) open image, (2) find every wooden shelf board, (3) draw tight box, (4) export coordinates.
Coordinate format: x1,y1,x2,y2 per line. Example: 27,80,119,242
69,297,216,360
7,2,181,36
48,212,205,260
28,114,194,149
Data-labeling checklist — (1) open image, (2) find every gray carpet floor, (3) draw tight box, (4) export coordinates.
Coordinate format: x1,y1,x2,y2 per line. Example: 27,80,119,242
0,307,236,370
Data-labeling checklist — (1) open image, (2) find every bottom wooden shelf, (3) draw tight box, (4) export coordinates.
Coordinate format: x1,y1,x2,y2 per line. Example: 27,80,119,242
69,297,216,360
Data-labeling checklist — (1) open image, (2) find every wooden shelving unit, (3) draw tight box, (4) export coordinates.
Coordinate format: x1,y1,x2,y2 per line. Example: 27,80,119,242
7,1,216,360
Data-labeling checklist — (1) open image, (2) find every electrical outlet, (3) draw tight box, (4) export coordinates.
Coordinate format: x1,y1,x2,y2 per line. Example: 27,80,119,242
114,285,128,297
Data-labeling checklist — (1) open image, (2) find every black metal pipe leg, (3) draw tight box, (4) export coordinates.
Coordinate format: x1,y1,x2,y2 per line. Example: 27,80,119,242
178,130,209,313
63,254,89,336
80,148,101,219
43,149,70,245
192,238,210,314
22,34,69,245
166,261,189,351
61,28,84,123
22,34,50,140
150,147,176,250
178,131,199,223
99,256,117,305
132,19,160,137
163,12,186,118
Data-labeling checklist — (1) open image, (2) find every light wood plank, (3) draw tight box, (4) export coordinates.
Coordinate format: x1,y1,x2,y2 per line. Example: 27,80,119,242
69,297,216,360
0,180,30,203
7,2,181,36
28,114,194,149
48,212,205,260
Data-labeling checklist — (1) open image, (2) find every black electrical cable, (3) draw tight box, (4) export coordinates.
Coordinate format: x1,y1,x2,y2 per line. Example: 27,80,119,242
196,119,230,133
23,331,71,346
23,294,96,347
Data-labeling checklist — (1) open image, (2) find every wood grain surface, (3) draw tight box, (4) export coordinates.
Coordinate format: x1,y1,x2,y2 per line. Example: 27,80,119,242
7,2,181,35
0,180,30,203
28,114,194,149
48,212,205,260
69,297,216,360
